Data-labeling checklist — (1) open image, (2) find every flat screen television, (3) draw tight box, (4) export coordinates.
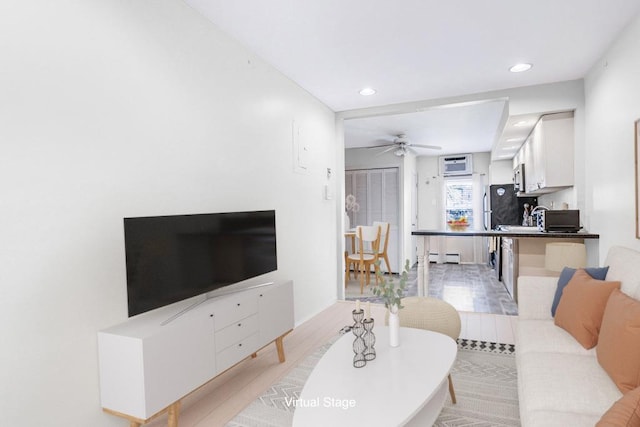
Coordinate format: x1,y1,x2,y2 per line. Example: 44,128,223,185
124,210,277,317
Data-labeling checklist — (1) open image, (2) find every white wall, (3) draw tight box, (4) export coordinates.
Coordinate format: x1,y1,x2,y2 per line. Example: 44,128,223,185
403,153,418,266
345,146,405,169
584,13,640,258
416,156,443,229
0,2,337,426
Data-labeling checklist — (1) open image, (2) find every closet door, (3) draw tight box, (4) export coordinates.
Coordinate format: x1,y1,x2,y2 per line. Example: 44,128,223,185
345,168,399,273
353,170,368,227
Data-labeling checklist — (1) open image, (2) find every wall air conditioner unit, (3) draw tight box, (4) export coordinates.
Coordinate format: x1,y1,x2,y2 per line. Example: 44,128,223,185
440,154,473,176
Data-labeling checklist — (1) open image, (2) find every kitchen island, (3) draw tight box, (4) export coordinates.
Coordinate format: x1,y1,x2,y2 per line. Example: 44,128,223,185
411,228,600,298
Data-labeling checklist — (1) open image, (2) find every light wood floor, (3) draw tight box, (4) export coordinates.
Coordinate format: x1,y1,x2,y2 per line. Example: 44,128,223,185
145,301,516,427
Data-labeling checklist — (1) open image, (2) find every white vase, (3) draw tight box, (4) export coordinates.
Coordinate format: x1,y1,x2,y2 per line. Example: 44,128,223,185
388,306,400,347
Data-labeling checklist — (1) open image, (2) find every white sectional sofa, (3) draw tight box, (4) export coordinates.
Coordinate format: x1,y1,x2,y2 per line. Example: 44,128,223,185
516,246,640,426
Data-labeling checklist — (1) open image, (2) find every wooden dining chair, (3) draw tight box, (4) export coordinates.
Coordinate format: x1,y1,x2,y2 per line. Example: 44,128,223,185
345,225,382,293
344,230,357,283
371,221,391,273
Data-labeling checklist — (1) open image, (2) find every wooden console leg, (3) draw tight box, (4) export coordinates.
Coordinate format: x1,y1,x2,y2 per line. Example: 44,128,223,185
129,422,142,427
275,336,286,363
251,352,257,358
167,401,180,427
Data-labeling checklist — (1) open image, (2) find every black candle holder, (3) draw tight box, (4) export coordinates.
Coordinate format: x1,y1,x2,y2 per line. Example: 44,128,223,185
363,318,376,361
352,309,366,368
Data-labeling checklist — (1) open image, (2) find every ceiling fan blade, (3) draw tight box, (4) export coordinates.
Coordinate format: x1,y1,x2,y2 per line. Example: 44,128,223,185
376,146,398,155
411,144,442,150
365,143,395,149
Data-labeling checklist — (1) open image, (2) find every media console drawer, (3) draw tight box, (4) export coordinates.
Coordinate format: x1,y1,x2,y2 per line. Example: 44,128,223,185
213,294,258,331
216,332,260,373
215,313,259,350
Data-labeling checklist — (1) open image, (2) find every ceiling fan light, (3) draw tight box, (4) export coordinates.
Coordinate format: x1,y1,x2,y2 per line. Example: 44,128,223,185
394,147,406,157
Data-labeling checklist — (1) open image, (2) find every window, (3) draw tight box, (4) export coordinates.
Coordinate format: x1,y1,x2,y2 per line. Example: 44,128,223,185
445,177,474,228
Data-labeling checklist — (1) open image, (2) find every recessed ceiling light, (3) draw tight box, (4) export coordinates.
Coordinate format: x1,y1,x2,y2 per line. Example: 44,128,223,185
509,63,533,73
359,87,376,96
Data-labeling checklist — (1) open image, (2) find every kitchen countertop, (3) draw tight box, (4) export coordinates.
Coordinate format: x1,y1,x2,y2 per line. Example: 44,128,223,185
411,229,600,239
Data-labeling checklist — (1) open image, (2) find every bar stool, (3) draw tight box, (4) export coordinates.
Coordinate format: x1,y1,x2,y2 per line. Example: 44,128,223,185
545,242,587,273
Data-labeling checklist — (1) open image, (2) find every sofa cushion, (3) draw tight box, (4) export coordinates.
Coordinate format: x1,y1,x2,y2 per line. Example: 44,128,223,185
517,320,595,357
596,386,640,427
551,266,609,316
518,276,558,320
554,269,621,349
518,352,622,421
521,410,603,427
597,289,640,393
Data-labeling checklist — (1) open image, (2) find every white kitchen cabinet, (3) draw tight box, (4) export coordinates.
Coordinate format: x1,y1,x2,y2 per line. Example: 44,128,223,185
533,112,574,191
98,280,293,426
516,111,574,195
522,136,537,193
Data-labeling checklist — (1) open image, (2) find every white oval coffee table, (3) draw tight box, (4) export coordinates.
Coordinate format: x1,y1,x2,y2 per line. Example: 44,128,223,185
292,326,457,427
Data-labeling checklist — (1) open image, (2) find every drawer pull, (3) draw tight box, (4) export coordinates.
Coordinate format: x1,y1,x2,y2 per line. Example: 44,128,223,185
237,303,241,307
237,323,241,327
238,343,242,347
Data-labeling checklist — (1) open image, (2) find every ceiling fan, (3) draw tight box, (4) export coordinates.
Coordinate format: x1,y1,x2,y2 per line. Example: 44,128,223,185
368,134,442,157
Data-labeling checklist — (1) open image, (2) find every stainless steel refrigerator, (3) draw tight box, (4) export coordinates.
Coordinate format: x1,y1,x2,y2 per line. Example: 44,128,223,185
483,184,537,280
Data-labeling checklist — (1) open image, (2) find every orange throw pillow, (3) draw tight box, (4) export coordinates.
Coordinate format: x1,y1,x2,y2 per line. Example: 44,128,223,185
596,386,640,427
554,269,621,349
597,289,640,393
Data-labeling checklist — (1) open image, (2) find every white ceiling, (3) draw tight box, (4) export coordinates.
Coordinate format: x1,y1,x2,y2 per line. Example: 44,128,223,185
185,0,640,157
344,100,508,157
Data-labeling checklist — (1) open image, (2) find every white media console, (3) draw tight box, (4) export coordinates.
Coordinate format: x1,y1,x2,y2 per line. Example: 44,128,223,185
97,280,294,427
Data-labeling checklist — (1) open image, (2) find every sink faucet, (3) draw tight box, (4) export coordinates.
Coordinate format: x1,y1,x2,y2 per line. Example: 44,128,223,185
530,205,549,215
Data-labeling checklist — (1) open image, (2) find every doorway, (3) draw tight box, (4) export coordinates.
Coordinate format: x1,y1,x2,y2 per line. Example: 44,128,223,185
345,167,400,273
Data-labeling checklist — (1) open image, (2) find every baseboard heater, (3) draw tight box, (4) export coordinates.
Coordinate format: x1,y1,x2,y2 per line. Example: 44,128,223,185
428,252,461,264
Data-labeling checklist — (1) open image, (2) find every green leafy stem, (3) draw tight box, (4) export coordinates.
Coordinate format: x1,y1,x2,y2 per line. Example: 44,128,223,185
372,259,411,313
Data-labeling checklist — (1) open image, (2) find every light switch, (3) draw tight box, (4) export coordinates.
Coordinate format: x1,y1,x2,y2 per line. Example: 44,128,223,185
324,185,333,200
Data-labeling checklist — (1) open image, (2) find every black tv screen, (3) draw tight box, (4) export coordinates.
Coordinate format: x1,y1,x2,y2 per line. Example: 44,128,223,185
124,210,277,317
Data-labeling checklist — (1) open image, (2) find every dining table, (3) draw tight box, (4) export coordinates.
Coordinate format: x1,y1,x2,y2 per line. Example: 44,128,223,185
344,229,356,254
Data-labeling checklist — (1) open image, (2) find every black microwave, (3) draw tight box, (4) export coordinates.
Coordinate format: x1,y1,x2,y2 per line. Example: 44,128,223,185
540,210,581,233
